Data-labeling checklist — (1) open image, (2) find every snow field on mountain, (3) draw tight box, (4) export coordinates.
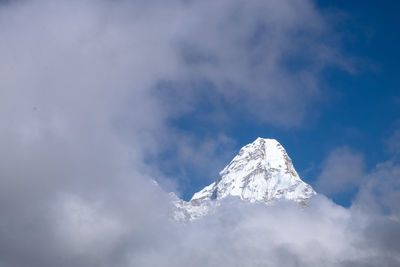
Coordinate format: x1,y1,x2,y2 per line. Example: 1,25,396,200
173,138,315,220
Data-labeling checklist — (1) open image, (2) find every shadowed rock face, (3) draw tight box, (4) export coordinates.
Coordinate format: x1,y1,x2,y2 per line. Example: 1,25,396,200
172,138,316,221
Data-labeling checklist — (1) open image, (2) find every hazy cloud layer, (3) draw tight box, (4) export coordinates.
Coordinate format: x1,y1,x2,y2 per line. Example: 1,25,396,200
385,128,400,155
0,0,398,267
316,147,365,194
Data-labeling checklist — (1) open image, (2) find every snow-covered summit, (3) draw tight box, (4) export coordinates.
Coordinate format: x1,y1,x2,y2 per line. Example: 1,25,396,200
172,138,316,221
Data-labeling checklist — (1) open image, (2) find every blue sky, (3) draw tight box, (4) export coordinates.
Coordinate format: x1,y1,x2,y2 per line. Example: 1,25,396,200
159,0,400,206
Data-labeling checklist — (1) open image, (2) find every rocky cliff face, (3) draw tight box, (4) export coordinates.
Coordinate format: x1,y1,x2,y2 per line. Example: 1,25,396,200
172,138,316,221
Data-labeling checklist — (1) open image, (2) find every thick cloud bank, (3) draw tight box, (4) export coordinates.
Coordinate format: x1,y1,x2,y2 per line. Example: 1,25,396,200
135,195,400,267
0,0,399,266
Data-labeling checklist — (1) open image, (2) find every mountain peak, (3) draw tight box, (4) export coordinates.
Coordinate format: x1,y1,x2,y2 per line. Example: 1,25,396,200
173,138,316,221
227,137,292,176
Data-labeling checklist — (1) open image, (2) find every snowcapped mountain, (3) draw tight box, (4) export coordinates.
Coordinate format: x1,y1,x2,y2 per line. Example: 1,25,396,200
172,138,316,221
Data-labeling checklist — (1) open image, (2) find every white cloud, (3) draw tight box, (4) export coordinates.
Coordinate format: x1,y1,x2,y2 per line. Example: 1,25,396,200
128,196,400,267
316,147,365,195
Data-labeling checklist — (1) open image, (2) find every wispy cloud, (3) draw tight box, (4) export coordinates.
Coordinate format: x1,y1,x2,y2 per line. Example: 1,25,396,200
316,146,365,195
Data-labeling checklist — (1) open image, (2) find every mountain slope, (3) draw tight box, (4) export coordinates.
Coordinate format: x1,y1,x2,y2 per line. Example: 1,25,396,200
172,138,316,221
